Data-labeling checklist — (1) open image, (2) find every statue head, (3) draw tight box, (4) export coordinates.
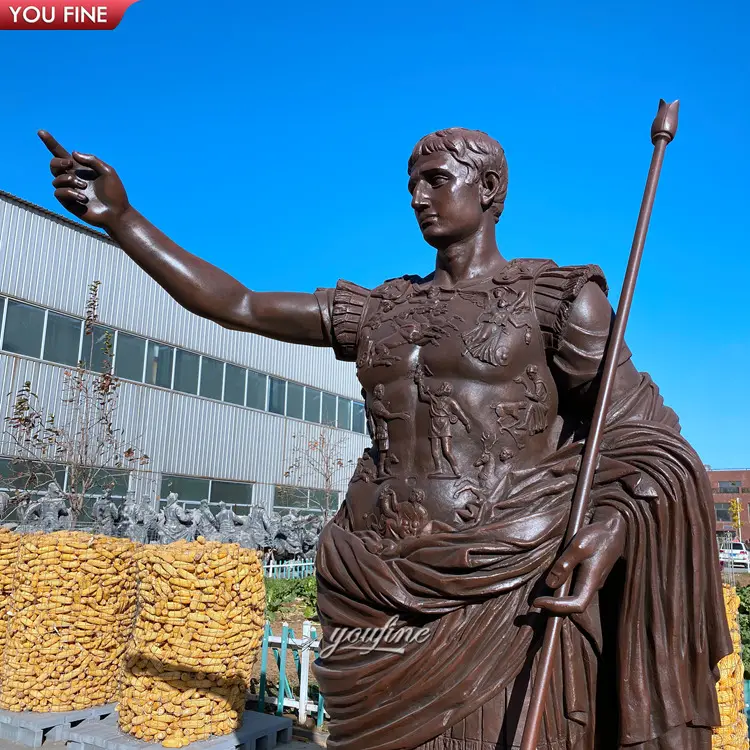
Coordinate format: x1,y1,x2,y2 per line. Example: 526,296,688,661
373,384,385,399
526,364,539,380
166,491,179,505
437,382,453,396
408,128,508,249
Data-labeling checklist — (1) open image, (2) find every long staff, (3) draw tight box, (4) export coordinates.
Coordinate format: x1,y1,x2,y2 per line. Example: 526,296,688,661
519,98,680,750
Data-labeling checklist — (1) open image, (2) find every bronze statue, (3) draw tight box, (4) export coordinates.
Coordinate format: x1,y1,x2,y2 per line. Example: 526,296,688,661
39,115,729,750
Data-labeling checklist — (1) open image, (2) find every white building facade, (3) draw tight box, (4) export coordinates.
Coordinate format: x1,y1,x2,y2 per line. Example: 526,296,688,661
0,191,369,521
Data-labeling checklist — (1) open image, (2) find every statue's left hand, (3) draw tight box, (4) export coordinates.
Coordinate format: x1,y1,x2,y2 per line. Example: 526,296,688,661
533,506,626,615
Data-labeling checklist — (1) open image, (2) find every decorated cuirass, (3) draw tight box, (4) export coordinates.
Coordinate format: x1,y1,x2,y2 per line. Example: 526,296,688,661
317,259,609,534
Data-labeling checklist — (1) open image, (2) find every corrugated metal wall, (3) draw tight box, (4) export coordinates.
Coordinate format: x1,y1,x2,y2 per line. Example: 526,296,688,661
0,193,361,399
0,193,369,509
0,353,368,506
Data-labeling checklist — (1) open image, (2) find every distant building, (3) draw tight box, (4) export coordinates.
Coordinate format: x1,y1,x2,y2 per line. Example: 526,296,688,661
0,190,369,523
706,467,750,542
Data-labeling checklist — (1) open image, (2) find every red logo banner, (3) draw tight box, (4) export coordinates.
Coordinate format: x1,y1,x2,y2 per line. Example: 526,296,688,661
0,0,138,29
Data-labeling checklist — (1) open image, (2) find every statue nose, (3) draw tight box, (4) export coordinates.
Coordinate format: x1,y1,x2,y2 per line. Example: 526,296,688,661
411,188,430,211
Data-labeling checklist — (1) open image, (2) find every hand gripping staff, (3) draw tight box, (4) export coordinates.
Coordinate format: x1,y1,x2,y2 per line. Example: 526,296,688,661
519,99,680,750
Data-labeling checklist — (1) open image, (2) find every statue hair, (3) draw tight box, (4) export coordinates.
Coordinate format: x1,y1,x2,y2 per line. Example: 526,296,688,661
408,128,508,222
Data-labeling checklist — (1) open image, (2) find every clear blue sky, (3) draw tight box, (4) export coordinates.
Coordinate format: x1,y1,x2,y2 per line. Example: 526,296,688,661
2,0,748,467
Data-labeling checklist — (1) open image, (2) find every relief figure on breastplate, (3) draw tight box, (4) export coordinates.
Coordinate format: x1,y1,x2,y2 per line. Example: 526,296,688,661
494,363,551,449
366,485,430,540
454,431,499,501
462,286,533,365
366,384,410,479
358,300,404,369
413,363,471,478
351,449,377,483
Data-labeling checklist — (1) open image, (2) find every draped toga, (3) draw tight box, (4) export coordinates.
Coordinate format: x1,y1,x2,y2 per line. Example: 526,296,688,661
312,260,731,750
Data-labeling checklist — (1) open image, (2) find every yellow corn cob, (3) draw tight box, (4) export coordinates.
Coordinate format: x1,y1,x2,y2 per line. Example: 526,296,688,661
119,539,264,747
0,531,138,712
0,529,21,664
712,584,749,750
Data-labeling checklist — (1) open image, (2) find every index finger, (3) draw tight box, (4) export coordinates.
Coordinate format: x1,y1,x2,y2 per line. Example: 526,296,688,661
38,130,71,159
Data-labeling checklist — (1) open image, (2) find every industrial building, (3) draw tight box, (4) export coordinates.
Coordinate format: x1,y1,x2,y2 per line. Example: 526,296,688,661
707,467,750,542
0,190,369,522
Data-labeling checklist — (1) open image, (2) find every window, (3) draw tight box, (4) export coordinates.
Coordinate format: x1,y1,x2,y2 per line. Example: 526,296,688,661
716,503,732,523
733,542,747,550
322,393,337,427
81,325,115,372
72,469,131,500
274,485,309,509
310,489,339,513
304,387,321,423
743,488,750,494
274,485,339,514
115,332,146,382
268,377,286,415
222,364,245,405
286,382,304,419
246,370,267,410
719,481,742,494
173,349,200,394
162,498,253,518
43,311,82,366
2,300,45,357
337,398,352,430
352,402,366,434
210,480,253,506
145,341,173,388
160,475,210,503
0,457,67,493
200,357,223,400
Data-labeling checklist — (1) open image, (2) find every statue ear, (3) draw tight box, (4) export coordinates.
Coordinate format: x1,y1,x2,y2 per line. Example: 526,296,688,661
480,169,501,211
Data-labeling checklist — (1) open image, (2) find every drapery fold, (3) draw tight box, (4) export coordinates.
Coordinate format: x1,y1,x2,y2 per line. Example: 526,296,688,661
314,375,730,750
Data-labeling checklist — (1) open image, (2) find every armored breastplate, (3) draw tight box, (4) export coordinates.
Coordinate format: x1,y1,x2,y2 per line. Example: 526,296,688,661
346,259,560,532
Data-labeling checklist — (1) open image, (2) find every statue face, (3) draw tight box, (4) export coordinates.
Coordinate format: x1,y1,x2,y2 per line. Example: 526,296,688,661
408,152,483,249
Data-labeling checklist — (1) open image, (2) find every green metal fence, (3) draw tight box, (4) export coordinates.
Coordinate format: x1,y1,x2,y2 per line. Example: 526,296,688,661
251,620,326,728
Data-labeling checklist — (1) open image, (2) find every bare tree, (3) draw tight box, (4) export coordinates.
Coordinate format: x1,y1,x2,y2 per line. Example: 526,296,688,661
284,429,354,522
2,281,150,526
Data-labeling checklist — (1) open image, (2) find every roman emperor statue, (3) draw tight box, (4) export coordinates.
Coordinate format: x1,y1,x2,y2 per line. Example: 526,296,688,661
40,126,729,750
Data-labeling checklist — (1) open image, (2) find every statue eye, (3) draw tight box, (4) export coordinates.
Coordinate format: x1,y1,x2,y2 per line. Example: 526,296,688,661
430,175,449,187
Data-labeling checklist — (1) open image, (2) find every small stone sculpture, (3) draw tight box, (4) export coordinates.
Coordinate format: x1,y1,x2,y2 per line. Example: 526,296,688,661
92,489,120,537
215,501,242,543
118,493,158,543
239,505,273,550
157,492,194,544
191,499,220,541
20,482,70,534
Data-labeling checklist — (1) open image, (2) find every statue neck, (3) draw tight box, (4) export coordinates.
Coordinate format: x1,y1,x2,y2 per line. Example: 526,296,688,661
432,224,507,288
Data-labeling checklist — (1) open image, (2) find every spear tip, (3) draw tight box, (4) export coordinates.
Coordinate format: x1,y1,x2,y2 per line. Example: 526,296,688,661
651,99,679,144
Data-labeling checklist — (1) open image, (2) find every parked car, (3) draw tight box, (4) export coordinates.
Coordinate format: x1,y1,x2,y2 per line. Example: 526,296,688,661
719,541,750,571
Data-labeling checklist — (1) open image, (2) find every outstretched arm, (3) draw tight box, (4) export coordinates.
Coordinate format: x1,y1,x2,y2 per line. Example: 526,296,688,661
452,401,471,430
39,131,327,347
